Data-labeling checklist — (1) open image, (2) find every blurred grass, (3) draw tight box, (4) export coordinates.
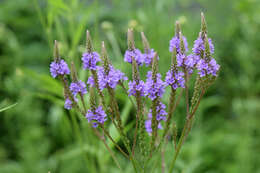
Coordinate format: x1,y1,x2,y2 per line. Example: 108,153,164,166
0,0,260,172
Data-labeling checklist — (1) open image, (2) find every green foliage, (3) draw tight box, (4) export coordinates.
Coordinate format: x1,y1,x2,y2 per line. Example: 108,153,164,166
0,0,260,172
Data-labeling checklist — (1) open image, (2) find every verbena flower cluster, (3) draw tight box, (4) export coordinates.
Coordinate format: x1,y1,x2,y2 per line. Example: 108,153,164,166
169,36,188,54
82,52,101,70
128,80,146,96
50,59,70,78
145,71,165,100
165,68,185,90
49,13,220,172
124,49,143,66
86,106,107,128
143,49,156,66
70,80,87,96
145,102,167,133
88,65,128,90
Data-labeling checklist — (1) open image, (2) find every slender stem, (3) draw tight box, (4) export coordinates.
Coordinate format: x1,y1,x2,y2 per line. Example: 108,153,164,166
161,140,167,173
150,97,159,155
107,88,139,172
184,71,189,118
185,88,205,136
92,128,122,170
168,88,205,173
168,119,189,173
132,91,141,156
80,94,87,113
101,125,129,159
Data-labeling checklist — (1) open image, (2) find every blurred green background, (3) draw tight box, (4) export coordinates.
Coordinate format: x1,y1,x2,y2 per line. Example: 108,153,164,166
0,0,260,172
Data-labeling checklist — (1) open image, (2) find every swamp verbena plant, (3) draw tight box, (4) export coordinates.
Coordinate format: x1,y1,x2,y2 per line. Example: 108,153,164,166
49,13,220,173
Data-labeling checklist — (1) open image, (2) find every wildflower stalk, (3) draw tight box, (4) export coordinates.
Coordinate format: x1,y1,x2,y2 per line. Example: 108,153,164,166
168,27,192,173
127,29,145,158
71,62,87,113
101,40,138,172
141,32,150,54
130,55,143,157
53,41,83,115
85,30,106,105
201,12,207,40
150,53,159,153
162,47,178,139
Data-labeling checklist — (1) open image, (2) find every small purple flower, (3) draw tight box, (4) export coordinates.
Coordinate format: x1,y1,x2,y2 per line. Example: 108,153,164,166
64,98,72,110
176,54,196,74
69,80,87,96
169,36,188,54
145,71,166,100
128,80,146,97
197,58,220,77
145,102,167,134
87,76,95,87
124,49,144,66
50,59,70,78
97,66,128,90
165,69,185,90
82,52,101,70
192,37,214,55
143,49,156,66
85,106,107,128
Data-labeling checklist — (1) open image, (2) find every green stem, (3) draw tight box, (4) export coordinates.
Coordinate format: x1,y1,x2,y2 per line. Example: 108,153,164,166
132,91,141,156
101,126,129,159
92,128,122,171
168,118,189,173
168,88,205,173
107,88,139,172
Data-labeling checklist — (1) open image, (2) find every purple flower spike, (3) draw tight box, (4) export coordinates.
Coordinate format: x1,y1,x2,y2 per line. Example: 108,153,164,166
85,106,107,128
192,37,214,55
165,69,185,90
145,71,166,100
69,80,87,96
143,49,157,66
64,98,72,110
50,59,70,78
128,80,146,97
169,36,188,54
124,49,144,66
145,102,167,134
97,66,128,91
82,52,101,70
197,58,220,77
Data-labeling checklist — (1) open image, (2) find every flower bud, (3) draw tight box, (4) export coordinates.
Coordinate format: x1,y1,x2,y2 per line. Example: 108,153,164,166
141,32,150,53
175,21,181,38
152,52,158,81
53,40,60,61
86,30,94,53
70,62,78,82
201,12,208,40
101,41,110,74
127,28,135,50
